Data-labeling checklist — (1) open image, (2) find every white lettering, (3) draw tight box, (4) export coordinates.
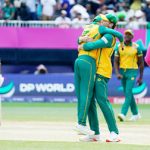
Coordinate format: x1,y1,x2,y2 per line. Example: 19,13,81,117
19,83,75,93
20,83,35,92
36,84,48,92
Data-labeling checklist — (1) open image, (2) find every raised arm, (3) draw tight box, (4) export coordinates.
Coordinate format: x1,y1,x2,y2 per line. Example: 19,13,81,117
99,26,124,43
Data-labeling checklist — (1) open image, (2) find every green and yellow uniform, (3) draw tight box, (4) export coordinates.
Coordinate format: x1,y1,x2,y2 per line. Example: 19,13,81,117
75,15,123,127
75,22,103,126
78,24,102,60
82,34,119,135
115,42,143,115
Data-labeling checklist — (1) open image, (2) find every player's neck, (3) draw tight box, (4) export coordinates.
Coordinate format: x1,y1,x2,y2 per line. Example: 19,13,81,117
124,41,132,45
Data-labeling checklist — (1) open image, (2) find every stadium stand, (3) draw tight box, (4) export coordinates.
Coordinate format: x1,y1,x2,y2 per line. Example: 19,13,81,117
0,0,149,73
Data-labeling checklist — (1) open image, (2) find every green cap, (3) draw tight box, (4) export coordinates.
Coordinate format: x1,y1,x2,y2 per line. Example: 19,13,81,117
117,12,126,20
106,14,118,28
93,14,109,23
93,15,102,23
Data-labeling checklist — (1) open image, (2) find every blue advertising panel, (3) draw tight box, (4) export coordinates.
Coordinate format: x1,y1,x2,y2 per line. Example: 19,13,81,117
1,68,150,103
1,73,76,102
108,68,150,97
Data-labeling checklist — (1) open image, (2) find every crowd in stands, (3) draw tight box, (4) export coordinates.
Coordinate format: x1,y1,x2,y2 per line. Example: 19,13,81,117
0,0,150,28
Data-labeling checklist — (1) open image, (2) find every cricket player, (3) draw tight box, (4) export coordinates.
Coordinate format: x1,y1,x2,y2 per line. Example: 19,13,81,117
77,14,122,142
114,29,144,122
75,13,123,140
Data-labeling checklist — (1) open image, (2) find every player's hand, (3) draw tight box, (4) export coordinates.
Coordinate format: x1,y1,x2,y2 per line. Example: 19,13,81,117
120,42,124,50
136,77,143,86
86,37,93,42
116,73,123,79
79,36,93,42
78,44,84,50
79,36,88,42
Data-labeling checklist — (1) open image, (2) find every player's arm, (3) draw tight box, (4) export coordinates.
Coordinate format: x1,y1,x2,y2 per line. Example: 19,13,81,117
78,36,93,44
114,46,123,79
80,34,113,51
99,26,124,43
137,45,144,85
99,26,124,49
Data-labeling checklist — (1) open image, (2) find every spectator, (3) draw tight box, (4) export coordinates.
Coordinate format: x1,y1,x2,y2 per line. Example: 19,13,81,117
14,0,21,20
68,0,75,7
2,0,15,20
126,9,146,29
70,3,90,20
105,0,118,6
0,1,3,19
59,0,75,7
130,0,142,11
34,64,48,74
125,9,135,21
120,4,131,22
116,1,126,11
61,0,71,17
134,10,145,23
55,10,71,28
77,0,87,6
142,0,150,22
117,11,126,22
127,16,140,29
10,0,14,4
41,0,56,20
0,0,148,26
26,0,37,20
15,2,30,21
96,4,107,15
0,0,4,7
105,4,116,14
88,0,102,14
85,3,94,18
72,12,86,28
53,1,62,18
36,0,43,20
14,0,21,8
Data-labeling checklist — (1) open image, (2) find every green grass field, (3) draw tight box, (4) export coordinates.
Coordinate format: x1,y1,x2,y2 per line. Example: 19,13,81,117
2,103,150,124
0,102,150,150
0,141,149,150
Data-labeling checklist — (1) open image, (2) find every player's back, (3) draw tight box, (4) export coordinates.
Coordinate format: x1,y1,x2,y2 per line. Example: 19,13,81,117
78,24,101,60
96,36,116,78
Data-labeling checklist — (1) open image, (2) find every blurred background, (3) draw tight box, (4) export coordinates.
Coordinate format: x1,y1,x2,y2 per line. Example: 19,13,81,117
0,0,150,103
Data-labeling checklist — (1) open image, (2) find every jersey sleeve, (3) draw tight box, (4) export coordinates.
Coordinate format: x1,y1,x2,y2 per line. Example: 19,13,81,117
83,34,113,51
98,26,124,43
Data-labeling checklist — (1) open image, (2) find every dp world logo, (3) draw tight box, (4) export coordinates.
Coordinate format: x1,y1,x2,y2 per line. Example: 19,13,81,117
118,82,148,98
0,75,15,98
